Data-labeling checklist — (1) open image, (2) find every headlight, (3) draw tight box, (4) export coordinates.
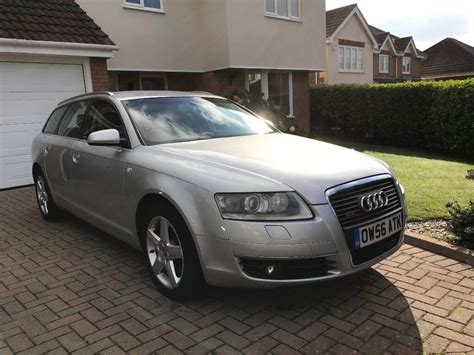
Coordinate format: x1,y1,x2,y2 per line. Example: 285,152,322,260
215,192,313,221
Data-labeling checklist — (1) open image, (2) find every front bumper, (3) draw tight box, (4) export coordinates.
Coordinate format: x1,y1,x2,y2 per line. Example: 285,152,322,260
194,204,404,288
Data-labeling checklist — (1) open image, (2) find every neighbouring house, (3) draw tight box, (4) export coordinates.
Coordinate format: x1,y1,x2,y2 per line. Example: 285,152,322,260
0,0,117,189
422,38,474,80
370,25,426,83
320,3,378,84
75,0,326,134
318,3,426,85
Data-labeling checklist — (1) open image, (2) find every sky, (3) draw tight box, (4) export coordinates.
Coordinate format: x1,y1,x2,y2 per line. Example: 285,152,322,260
327,0,474,51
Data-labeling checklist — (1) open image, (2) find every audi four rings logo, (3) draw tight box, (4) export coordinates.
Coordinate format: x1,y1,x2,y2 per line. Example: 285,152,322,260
360,191,389,212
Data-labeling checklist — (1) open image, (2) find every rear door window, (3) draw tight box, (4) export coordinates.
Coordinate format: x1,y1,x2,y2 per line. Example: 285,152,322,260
57,101,89,139
43,105,69,134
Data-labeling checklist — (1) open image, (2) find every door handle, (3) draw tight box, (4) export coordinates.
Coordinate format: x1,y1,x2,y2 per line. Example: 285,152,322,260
43,145,51,157
72,152,80,164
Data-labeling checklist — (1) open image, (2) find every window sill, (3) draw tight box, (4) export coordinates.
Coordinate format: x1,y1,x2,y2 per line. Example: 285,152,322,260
264,13,302,23
402,72,411,75
123,4,165,14
379,71,389,74
338,70,364,74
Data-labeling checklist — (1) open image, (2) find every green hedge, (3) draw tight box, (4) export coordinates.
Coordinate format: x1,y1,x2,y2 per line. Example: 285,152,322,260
310,79,474,159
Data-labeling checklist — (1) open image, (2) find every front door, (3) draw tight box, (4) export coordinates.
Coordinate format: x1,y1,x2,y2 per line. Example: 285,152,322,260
70,99,131,236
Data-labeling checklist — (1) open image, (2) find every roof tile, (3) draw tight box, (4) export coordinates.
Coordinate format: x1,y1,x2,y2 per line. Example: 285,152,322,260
0,0,114,46
423,38,474,76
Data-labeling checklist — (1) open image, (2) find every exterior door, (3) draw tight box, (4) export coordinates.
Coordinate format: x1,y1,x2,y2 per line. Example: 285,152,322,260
70,99,131,234
44,101,88,205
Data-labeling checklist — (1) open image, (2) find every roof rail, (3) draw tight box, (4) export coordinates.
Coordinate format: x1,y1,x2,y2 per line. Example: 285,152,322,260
58,91,114,106
191,91,213,95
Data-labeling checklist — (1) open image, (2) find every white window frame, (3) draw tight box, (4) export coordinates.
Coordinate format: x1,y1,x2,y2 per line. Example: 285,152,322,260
265,0,302,22
402,57,411,74
379,54,389,74
123,0,164,13
338,46,364,73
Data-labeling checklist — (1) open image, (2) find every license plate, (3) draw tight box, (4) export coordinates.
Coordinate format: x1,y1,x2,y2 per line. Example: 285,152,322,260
353,212,403,250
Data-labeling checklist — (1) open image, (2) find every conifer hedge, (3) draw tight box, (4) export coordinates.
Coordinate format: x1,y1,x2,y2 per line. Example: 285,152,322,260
310,79,474,159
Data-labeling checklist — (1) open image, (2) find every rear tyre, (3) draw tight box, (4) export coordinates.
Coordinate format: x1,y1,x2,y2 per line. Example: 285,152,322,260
34,171,62,222
140,206,205,300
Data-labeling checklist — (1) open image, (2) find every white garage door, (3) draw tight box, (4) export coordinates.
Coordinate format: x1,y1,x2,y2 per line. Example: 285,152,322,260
0,61,86,189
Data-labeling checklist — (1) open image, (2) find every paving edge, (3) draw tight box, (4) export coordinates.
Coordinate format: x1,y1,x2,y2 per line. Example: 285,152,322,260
404,231,474,266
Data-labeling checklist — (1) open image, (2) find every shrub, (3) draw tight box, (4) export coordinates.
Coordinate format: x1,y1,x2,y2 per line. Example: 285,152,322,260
310,79,474,159
446,200,474,248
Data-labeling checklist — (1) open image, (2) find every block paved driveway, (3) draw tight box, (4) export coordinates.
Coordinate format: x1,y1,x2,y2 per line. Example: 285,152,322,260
1,187,473,354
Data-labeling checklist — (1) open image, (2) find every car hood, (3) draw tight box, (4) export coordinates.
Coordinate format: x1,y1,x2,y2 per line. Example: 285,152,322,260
152,133,390,204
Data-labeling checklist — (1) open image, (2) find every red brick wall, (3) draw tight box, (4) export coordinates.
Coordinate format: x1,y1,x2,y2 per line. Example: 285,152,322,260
90,58,110,91
292,71,310,134
197,69,246,98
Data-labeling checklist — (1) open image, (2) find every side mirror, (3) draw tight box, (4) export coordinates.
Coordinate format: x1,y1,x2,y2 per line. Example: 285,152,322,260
87,129,121,146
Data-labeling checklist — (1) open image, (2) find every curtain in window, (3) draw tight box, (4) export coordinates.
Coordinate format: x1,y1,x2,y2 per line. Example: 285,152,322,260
144,0,161,9
277,0,289,17
265,0,275,13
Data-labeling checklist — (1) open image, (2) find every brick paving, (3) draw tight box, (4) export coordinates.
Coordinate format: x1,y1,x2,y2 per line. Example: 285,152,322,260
1,187,473,354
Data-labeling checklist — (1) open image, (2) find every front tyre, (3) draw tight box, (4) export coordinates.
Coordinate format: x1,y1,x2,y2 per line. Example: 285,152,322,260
34,172,62,222
141,207,205,300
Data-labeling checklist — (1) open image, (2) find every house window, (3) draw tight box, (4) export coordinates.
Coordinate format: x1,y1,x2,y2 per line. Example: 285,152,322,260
379,54,389,73
402,57,411,74
338,46,363,72
265,0,301,20
124,0,163,12
140,74,167,90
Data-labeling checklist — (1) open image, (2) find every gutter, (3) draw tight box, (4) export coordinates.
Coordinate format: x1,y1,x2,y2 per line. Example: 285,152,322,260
0,38,119,58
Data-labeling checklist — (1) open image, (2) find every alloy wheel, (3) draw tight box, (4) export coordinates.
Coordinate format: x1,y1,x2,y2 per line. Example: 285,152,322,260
146,216,184,289
36,176,49,216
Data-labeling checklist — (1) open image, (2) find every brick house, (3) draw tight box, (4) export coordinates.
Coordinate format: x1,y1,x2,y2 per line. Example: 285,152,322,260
0,0,117,189
75,0,327,133
422,38,474,80
370,25,426,83
319,4,378,84
318,4,426,85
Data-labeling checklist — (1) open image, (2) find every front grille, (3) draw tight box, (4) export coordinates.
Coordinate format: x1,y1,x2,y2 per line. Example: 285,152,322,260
327,176,403,266
239,257,336,280
328,177,402,229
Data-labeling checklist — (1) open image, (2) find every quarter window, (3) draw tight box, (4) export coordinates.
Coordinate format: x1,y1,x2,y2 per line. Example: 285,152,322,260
124,0,163,11
402,57,411,74
265,0,301,20
43,105,68,135
339,46,363,71
57,101,88,139
379,54,389,73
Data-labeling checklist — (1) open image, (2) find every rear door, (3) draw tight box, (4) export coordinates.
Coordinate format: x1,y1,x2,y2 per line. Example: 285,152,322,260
43,101,88,206
70,99,131,235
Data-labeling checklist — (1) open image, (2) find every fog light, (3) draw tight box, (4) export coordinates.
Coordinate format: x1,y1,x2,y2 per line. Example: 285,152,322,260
266,265,275,275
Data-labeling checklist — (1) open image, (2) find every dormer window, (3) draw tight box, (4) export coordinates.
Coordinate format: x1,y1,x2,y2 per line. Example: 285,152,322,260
265,0,301,21
402,57,411,74
124,0,164,13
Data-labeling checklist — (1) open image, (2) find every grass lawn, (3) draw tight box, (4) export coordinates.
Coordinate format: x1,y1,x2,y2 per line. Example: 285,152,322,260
316,138,474,222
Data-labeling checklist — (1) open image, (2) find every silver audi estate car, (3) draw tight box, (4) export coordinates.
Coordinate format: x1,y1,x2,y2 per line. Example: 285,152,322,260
32,91,406,299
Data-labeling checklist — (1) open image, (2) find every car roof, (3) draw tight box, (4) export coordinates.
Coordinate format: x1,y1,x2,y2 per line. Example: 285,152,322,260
58,90,223,106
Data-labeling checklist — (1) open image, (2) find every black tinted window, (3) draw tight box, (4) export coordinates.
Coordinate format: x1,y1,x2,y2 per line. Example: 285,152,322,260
57,101,88,139
83,100,126,140
43,106,68,134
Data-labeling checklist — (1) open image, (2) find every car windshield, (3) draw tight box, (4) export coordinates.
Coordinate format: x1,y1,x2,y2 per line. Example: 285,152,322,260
122,97,275,145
